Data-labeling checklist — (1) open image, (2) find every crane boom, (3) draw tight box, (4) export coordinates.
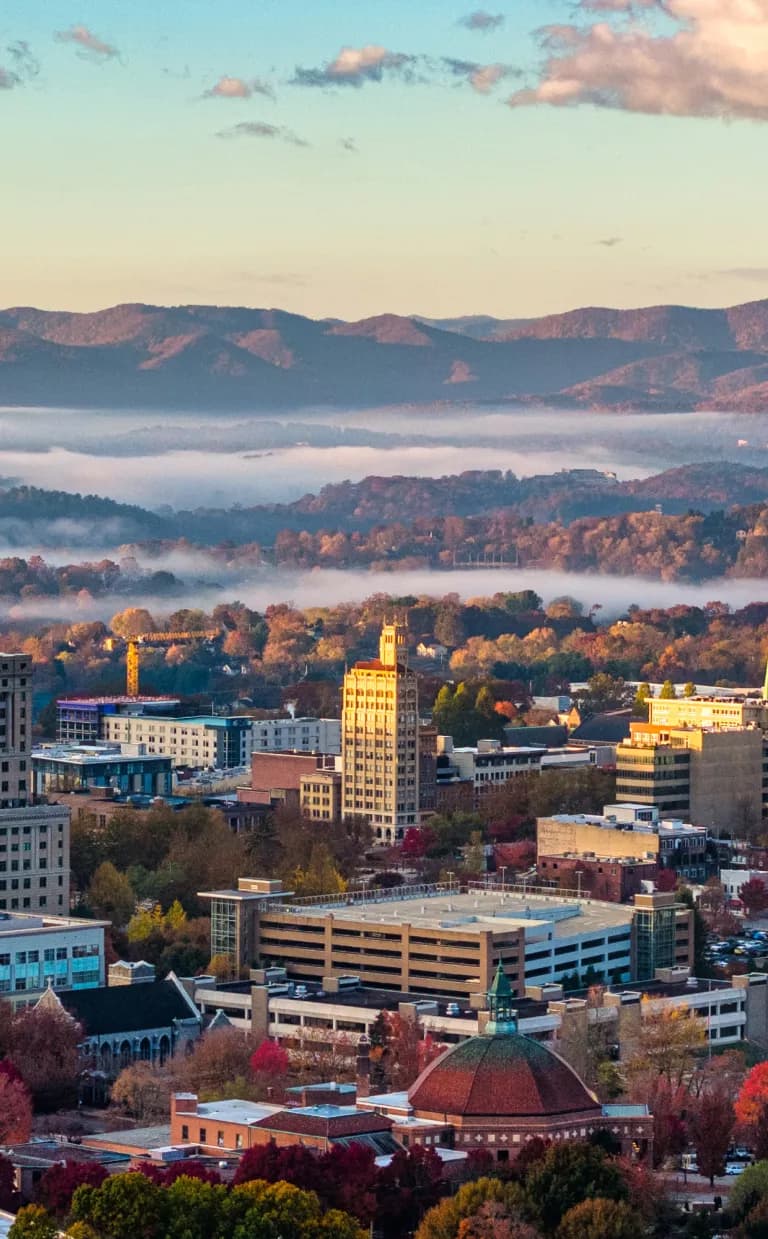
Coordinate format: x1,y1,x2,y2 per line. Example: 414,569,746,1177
124,629,220,697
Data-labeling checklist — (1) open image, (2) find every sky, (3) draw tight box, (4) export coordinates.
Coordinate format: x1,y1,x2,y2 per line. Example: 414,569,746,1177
2,0,768,319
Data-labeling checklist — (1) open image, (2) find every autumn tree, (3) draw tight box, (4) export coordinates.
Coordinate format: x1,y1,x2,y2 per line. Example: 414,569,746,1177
86,861,135,926
36,1161,108,1218
177,1026,256,1099
689,1077,735,1185
7,1205,59,1239
0,1072,33,1143
416,1179,528,1239
524,1144,629,1235
110,1062,173,1124
741,878,768,916
555,1198,644,1239
5,1006,82,1110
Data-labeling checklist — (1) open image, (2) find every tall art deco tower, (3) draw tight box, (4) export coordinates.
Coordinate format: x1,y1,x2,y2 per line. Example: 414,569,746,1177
342,623,419,843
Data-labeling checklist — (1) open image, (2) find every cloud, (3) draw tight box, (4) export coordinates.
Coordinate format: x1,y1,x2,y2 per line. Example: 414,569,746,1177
596,236,623,246
216,120,309,146
55,24,118,60
0,40,40,89
578,0,656,9
508,1,768,121
293,44,416,87
292,42,514,93
719,267,768,282
339,136,358,152
204,75,274,100
442,57,517,92
460,11,506,32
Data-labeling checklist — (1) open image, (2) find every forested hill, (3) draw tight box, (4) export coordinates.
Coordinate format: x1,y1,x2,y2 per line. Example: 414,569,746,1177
3,462,768,549
3,297,768,410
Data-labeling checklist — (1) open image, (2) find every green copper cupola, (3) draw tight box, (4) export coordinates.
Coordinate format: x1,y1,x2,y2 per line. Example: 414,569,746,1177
484,961,518,1036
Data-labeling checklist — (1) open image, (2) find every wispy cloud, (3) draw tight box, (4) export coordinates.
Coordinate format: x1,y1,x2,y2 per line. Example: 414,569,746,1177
204,75,274,100
508,1,768,121
292,44,416,88
55,24,118,60
596,236,623,247
293,44,514,93
1,40,40,89
216,121,309,146
444,57,517,93
459,11,506,32
719,268,768,283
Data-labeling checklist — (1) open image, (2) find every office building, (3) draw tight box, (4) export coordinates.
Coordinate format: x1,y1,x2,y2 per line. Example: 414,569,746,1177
200,879,692,998
616,722,765,831
0,909,107,1007
648,694,768,731
0,653,32,808
537,803,708,883
57,697,180,745
0,805,71,915
437,737,599,810
32,742,173,799
193,963,764,1056
56,697,252,770
0,653,72,915
341,623,419,842
102,714,252,770
251,716,341,756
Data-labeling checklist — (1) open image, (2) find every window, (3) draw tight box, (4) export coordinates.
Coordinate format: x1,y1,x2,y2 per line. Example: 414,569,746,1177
199,1128,207,1143
181,1125,189,1140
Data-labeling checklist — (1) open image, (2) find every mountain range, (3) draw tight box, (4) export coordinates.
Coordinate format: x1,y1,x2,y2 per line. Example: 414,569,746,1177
3,298,768,411
3,461,768,549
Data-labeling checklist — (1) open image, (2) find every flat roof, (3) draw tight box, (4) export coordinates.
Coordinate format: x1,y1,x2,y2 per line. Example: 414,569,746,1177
267,889,635,938
194,1098,284,1124
32,745,172,766
85,1125,173,1151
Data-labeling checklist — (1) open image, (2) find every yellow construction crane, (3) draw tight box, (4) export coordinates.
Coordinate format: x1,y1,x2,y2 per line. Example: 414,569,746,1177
106,630,220,697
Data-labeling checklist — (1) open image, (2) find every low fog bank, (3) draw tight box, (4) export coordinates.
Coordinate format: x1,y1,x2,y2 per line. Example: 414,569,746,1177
1,565,766,626
2,406,768,509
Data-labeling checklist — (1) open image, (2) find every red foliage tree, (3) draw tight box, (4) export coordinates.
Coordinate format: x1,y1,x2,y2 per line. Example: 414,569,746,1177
736,1061,768,1127
655,868,678,893
402,827,431,859
319,1143,378,1224
162,1159,222,1185
0,1073,33,1144
740,878,768,916
375,1145,444,1238
233,1141,322,1192
249,1038,289,1084
36,1160,108,1217
689,1082,736,1185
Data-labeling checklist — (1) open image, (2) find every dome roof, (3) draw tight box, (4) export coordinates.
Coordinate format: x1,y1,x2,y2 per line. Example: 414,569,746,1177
408,1033,601,1120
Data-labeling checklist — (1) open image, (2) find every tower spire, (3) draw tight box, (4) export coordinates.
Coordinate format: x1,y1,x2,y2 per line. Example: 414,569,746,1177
484,961,518,1036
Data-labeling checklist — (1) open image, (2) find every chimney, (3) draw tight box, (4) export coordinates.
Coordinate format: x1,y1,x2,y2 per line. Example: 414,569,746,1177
171,1093,198,1119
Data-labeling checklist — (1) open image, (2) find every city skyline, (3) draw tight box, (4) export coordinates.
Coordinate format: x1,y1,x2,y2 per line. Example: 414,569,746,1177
3,0,768,318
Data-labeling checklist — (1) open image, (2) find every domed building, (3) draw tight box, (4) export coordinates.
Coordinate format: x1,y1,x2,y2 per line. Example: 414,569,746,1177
361,965,652,1165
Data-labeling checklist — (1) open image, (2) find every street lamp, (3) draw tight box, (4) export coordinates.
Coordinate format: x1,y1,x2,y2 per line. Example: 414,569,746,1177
500,865,508,890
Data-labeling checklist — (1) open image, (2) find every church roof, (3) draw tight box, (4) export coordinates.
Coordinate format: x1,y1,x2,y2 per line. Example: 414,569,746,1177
408,1033,601,1120
48,979,199,1037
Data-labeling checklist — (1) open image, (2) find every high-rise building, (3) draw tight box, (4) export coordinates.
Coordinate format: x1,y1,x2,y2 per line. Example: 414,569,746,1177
0,652,71,915
341,623,419,842
0,653,32,808
616,721,765,832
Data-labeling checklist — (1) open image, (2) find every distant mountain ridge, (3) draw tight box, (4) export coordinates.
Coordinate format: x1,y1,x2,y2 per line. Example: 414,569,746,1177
3,298,768,411
3,461,768,549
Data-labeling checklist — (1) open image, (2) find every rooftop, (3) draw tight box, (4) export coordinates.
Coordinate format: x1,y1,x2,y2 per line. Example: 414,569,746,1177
0,911,109,936
84,1125,173,1152
182,1098,284,1125
33,743,172,766
265,887,635,939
